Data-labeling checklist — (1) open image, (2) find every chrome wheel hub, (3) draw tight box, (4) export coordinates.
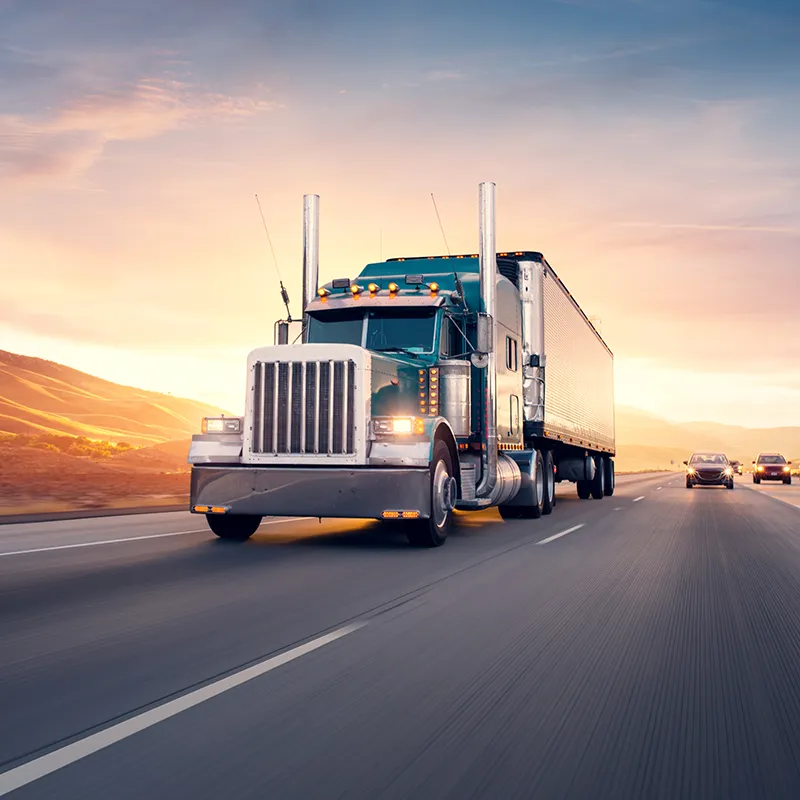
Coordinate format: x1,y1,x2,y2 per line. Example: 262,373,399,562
432,460,453,528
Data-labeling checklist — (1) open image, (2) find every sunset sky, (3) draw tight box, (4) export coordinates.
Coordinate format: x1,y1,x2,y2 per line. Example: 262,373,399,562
1,0,798,427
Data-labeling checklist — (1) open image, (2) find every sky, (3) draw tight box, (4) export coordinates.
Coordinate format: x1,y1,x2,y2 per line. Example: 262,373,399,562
1,0,799,427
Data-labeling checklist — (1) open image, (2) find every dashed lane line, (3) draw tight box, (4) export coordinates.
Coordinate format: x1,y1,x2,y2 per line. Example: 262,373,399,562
536,524,585,545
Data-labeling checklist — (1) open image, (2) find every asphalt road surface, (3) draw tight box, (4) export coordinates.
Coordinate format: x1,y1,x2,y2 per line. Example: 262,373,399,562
2,472,800,799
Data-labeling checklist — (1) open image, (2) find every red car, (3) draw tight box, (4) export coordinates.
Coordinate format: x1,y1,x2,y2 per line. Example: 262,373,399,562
753,453,792,485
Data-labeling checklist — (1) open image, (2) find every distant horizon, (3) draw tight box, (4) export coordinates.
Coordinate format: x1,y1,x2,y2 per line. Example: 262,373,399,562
2,345,798,433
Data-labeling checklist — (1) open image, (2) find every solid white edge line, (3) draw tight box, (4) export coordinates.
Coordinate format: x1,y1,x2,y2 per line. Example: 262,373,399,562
0,518,308,558
536,524,585,545
633,496,645,502
0,622,366,796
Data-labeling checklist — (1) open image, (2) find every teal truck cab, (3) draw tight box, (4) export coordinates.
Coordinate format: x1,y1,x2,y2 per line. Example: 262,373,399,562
189,183,615,547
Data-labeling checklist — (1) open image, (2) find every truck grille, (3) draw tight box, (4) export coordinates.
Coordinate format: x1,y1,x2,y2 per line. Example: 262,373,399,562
251,360,356,455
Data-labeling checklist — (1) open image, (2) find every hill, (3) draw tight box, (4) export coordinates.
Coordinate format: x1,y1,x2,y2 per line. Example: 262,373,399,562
614,406,800,471
0,350,227,445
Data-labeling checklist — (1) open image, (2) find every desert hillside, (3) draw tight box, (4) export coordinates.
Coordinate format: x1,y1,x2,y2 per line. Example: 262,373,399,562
0,349,227,445
615,405,800,472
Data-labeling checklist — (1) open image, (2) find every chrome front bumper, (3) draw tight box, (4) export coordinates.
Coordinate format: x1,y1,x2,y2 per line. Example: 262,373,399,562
190,466,431,519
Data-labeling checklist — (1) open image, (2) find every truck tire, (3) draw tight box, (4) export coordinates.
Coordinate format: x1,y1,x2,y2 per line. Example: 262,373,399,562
407,440,455,547
603,457,615,497
207,514,262,541
590,456,605,499
577,480,591,500
542,450,555,515
499,449,545,520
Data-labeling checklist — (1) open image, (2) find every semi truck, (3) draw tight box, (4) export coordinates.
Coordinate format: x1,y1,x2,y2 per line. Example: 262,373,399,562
188,182,615,547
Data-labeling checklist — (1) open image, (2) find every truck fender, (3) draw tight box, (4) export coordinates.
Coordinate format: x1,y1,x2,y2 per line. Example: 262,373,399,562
430,419,461,490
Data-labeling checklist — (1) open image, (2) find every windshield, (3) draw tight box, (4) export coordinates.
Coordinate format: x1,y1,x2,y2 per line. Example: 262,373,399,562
307,309,437,354
690,453,727,465
306,311,364,346
758,455,786,464
366,310,436,354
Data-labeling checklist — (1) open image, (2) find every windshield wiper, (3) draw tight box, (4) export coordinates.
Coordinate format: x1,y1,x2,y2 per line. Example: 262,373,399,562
371,346,420,358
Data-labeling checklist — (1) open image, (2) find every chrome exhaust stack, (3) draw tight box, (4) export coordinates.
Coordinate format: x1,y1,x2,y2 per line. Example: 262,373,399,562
302,194,320,338
476,181,498,499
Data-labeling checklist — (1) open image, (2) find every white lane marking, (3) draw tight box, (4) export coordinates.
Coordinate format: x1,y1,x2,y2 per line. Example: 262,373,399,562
0,518,302,558
657,487,663,491
614,507,622,511
0,622,365,796
536,524,585,545
633,496,645,503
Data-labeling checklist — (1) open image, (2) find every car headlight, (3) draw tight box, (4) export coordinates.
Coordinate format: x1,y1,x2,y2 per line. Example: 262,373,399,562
784,466,791,472
724,467,733,476
757,465,764,472
373,417,425,435
687,466,696,474
202,417,243,434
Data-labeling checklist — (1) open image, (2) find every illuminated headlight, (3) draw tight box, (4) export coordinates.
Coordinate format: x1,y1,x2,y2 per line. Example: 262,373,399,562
373,417,425,435
757,465,765,472
202,417,243,434
784,466,791,472
724,467,733,476
687,466,696,475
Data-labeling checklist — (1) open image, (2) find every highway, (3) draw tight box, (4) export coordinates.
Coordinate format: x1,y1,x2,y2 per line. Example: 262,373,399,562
2,473,800,799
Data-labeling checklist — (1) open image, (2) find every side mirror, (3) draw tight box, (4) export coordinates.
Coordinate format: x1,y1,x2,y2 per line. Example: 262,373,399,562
682,460,688,466
476,313,494,354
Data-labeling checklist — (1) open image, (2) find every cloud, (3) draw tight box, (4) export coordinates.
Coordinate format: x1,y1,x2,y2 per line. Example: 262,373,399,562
424,69,464,82
0,78,276,182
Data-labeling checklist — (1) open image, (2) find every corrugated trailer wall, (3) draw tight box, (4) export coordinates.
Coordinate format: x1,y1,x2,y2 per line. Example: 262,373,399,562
542,265,615,453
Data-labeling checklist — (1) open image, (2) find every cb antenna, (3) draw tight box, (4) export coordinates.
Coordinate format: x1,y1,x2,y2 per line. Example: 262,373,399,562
431,192,467,309
255,193,292,322
430,192,451,255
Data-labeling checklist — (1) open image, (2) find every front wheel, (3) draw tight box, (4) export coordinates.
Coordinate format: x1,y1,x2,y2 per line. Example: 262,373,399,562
785,477,792,485
727,480,734,490
407,440,455,547
686,478,693,489
753,476,761,484
207,514,263,541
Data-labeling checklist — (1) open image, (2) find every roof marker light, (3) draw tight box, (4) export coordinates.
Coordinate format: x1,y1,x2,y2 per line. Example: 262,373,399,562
368,283,379,293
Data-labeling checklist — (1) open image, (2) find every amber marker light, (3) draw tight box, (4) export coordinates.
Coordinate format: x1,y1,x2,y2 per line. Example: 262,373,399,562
368,283,379,294
388,282,399,293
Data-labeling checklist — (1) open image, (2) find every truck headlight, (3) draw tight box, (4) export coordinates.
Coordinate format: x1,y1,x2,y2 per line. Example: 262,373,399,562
202,417,243,434
373,417,425,435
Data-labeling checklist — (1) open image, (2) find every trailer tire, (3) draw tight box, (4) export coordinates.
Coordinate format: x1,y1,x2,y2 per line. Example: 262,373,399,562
207,514,262,541
542,450,555,515
407,440,454,547
590,457,605,499
577,480,591,500
603,457,615,497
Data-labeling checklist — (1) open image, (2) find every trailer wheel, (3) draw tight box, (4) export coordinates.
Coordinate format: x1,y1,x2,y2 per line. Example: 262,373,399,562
590,457,605,500
577,480,591,500
603,457,615,497
542,451,555,515
407,440,455,547
206,514,262,541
